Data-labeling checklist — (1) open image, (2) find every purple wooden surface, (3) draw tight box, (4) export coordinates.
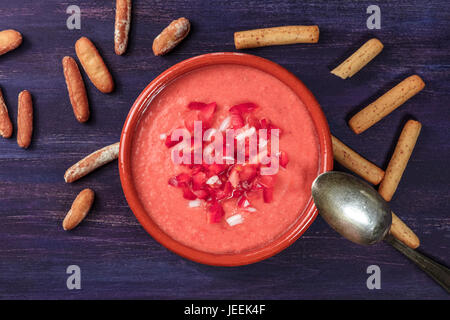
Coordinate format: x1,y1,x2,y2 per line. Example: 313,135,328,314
0,0,448,299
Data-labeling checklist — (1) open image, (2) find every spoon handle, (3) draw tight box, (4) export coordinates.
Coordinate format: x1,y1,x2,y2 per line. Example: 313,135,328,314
385,235,450,293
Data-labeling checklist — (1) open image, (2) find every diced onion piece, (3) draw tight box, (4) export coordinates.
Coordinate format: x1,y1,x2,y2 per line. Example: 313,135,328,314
246,207,257,212
159,133,167,140
222,156,235,162
235,126,256,141
226,214,244,226
228,169,240,188
188,199,201,208
206,175,221,185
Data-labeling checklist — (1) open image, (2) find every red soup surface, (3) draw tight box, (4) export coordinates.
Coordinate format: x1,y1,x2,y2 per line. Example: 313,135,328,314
131,64,319,254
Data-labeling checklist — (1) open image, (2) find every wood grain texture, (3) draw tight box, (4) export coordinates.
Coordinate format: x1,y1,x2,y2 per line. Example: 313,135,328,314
0,0,448,299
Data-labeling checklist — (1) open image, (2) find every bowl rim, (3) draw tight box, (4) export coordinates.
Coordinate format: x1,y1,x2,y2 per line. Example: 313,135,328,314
119,52,333,266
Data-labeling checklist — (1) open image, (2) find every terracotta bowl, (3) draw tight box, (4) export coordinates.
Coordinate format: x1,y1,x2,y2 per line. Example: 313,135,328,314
119,52,333,266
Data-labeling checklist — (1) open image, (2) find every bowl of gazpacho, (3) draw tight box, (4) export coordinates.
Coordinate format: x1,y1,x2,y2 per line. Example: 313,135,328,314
119,52,332,266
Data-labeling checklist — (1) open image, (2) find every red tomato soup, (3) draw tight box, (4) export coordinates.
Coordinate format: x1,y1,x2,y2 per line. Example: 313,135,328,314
131,64,319,254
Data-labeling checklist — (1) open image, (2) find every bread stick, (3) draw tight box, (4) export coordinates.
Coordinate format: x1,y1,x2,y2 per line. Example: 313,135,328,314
62,56,89,123
63,188,95,231
331,135,385,185
378,120,422,201
234,25,319,49
0,87,13,138
331,38,383,79
75,37,114,93
349,75,425,134
17,90,33,149
114,0,132,55
331,135,419,248
152,17,190,56
64,142,120,183
0,29,22,56
390,211,420,249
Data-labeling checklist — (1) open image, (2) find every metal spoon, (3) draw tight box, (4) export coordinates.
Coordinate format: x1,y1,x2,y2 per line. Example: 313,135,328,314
311,171,450,293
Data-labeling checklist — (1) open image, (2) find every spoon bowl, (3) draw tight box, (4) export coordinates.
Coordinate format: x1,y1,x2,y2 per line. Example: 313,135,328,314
311,171,391,245
311,171,450,293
